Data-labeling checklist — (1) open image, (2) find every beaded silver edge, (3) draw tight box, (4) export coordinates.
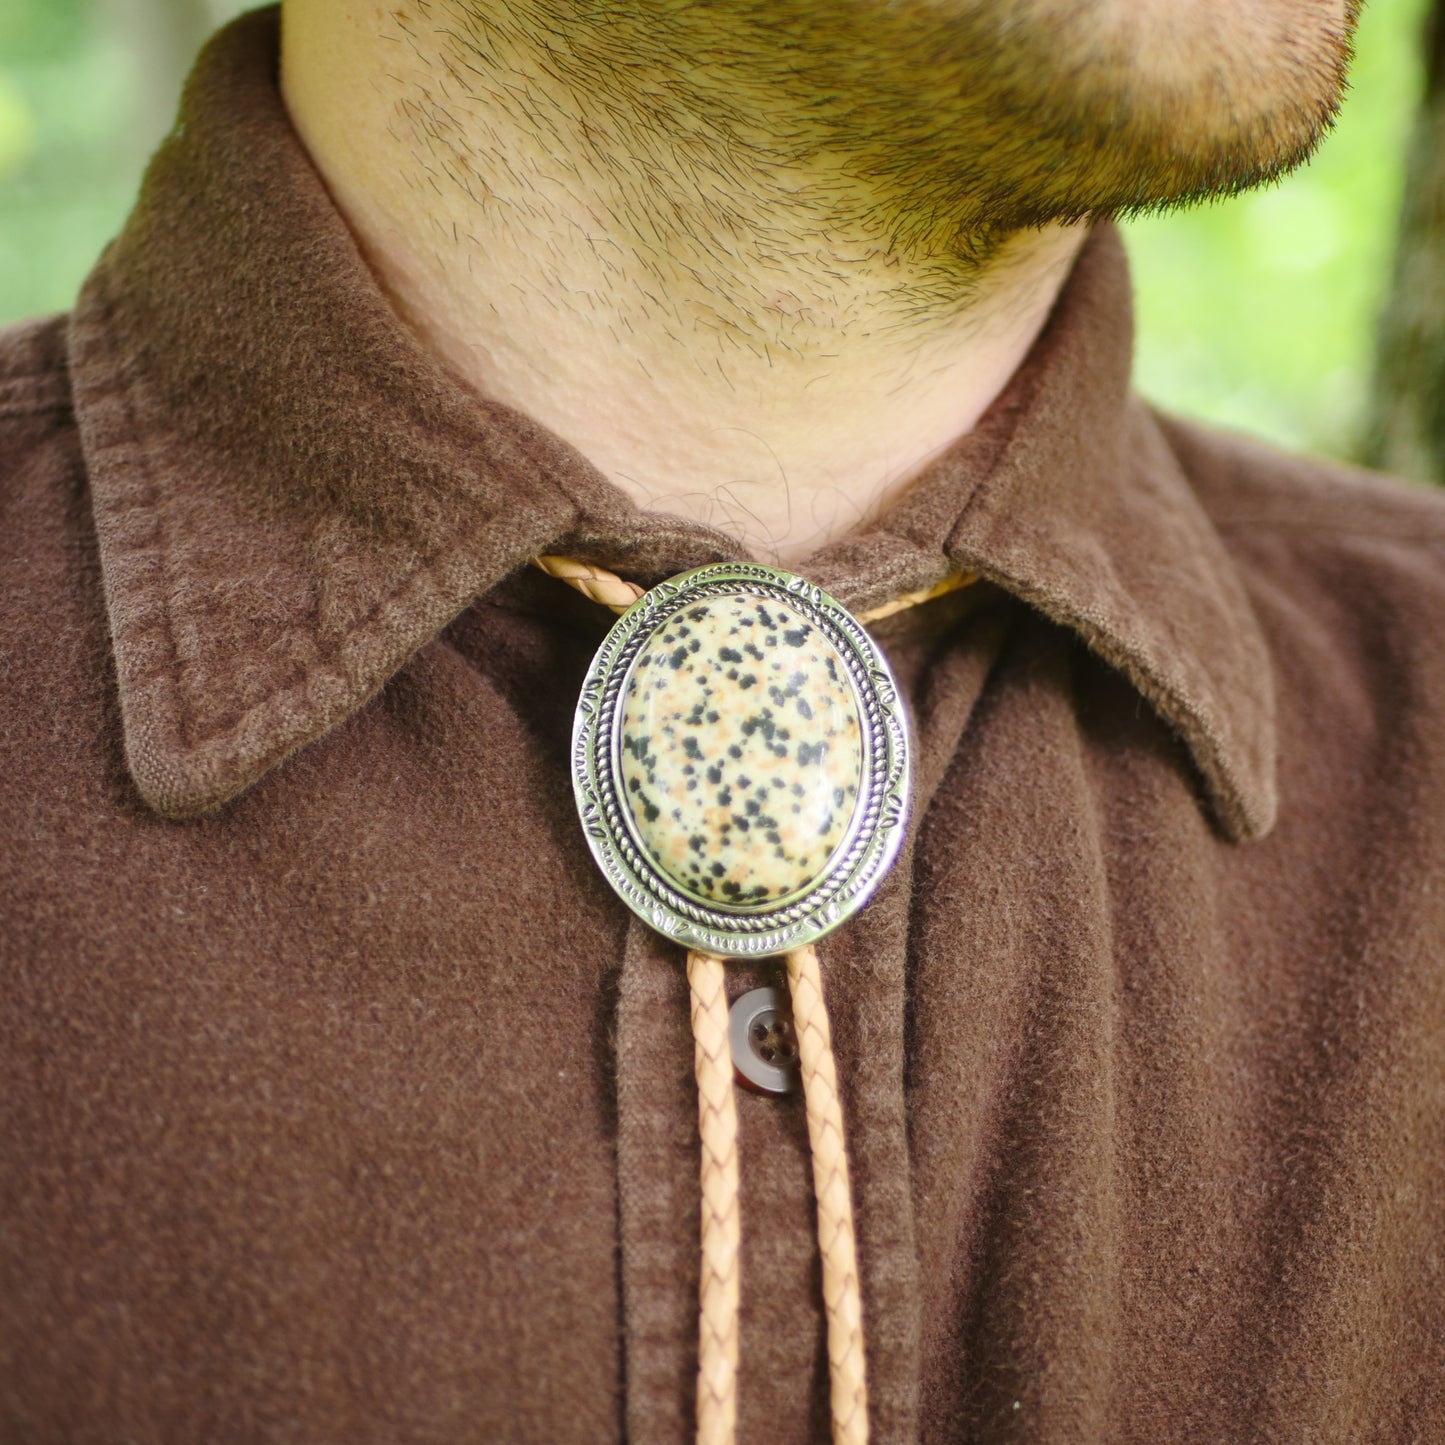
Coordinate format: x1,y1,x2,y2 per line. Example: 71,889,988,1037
571,562,911,957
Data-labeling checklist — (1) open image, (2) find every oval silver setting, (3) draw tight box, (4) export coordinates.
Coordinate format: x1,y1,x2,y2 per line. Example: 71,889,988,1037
571,563,911,958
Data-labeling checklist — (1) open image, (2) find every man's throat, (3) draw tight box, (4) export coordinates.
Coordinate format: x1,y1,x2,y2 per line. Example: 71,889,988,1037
280,2,1085,562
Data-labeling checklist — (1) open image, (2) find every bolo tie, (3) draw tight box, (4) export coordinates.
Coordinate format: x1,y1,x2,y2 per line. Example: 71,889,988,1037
533,553,975,1445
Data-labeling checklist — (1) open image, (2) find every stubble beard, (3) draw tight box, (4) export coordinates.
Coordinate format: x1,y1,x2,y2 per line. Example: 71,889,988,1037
392,0,1357,335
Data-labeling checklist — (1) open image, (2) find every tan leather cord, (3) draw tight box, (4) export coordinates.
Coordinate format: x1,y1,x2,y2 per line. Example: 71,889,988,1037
686,950,741,1445
688,945,868,1445
853,569,977,622
533,554,647,613
533,554,977,624
787,942,869,1445
543,552,967,1445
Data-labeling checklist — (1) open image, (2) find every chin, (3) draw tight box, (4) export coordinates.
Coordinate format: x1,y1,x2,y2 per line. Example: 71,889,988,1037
718,0,1361,253
413,0,1358,271
1049,0,1357,180
891,0,1355,231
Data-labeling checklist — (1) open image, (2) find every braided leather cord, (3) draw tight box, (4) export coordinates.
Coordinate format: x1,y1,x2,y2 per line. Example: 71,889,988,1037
533,554,647,612
852,570,976,622
787,943,869,1444
687,946,868,1445
687,950,741,1445
532,554,976,624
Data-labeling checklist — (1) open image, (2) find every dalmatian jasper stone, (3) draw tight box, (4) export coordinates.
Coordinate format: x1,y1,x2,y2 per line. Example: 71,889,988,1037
617,591,864,906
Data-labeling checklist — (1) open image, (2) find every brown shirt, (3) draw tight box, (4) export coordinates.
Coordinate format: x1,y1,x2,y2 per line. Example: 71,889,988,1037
3,11,1444,1442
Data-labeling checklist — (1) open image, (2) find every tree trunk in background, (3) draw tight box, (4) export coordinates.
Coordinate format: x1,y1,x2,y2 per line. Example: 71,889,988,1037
1365,0,1445,483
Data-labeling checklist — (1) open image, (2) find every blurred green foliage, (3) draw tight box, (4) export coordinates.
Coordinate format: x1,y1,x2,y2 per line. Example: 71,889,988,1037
1,0,153,326
0,0,1433,461
1123,0,1432,458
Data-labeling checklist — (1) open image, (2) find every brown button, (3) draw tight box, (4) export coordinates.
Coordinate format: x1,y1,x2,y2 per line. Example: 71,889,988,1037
729,986,801,1096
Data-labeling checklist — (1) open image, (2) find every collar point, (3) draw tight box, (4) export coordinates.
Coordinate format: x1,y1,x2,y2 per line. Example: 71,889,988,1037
123,725,270,821
116,669,342,821
1213,777,1279,845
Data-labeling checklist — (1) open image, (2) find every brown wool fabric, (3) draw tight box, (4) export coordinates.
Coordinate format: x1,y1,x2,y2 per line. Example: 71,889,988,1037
3,10,1445,1442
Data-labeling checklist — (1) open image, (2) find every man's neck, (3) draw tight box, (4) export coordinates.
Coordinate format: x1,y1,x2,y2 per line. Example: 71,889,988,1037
280,0,1084,564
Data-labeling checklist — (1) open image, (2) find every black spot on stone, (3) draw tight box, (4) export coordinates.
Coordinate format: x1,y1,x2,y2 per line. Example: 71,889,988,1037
718,788,733,806
739,673,756,689
706,710,719,724
783,627,809,647
683,736,702,760
688,606,709,621
689,834,707,854
796,697,814,721
731,815,750,832
766,830,781,845
728,745,743,760
797,741,825,766
668,646,688,669
710,862,726,878
719,646,743,664
722,880,742,898
707,764,723,785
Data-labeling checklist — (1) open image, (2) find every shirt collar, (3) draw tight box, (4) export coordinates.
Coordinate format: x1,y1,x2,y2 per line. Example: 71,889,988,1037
67,6,1276,842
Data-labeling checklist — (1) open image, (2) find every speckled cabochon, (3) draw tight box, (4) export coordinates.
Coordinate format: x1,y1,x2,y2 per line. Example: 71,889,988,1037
618,593,863,906
572,564,911,958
